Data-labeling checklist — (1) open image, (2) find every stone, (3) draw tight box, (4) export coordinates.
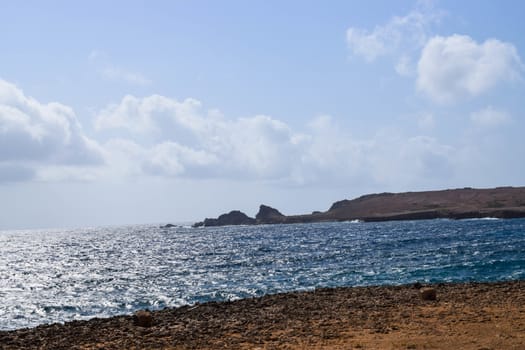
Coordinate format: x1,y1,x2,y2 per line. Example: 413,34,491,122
134,310,153,327
419,287,437,301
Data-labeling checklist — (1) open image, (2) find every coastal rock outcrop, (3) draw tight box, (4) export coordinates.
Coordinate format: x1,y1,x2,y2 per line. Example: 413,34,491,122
256,205,285,224
193,210,256,227
160,223,177,229
192,187,525,227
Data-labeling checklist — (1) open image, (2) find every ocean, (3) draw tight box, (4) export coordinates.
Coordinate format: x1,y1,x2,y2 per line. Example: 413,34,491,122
1,218,524,331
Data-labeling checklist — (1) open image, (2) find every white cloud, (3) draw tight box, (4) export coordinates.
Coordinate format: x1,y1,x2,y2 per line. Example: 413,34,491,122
363,130,455,188
96,94,300,180
95,95,204,136
95,95,463,189
100,138,146,178
88,98,525,193
346,3,441,74
213,115,297,178
470,106,510,127
293,115,371,185
143,142,219,177
417,35,523,103
346,27,388,62
2,80,518,190
0,79,104,182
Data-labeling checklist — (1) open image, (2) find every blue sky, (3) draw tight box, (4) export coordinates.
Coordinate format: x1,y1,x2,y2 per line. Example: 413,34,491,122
1,0,524,229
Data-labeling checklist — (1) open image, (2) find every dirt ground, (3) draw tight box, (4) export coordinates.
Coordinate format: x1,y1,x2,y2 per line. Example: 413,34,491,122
1,280,524,349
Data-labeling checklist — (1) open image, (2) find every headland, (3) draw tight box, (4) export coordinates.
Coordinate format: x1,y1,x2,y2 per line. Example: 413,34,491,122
193,186,525,227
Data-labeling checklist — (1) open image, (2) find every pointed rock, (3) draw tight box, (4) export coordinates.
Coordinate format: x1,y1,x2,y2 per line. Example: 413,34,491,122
256,205,285,224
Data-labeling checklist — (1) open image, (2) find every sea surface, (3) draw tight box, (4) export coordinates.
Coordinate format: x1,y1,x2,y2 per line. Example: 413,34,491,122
1,218,524,331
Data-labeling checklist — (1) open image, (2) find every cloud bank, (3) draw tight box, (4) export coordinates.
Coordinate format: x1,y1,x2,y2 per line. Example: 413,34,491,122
1,77,521,190
94,94,459,189
0,79,104,182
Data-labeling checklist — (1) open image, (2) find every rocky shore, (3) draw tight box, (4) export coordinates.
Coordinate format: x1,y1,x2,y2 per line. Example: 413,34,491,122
1,280,524,349
193,186,525,227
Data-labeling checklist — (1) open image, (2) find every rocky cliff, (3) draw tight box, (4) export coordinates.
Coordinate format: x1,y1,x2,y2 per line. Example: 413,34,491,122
193,186,525,227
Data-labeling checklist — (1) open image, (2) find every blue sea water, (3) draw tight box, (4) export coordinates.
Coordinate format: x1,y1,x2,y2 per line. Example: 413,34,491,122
0,218,524,331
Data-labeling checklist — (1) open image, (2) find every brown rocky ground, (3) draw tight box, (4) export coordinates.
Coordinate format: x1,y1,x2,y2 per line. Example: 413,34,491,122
1,280,524,349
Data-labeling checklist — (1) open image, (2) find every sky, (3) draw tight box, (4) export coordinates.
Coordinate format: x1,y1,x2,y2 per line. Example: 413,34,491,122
1,0,524,229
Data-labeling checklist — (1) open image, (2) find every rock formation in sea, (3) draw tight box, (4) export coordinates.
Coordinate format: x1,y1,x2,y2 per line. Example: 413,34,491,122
192,186,525,227
193,210,256,227
160,223,177,229
255,205,285,224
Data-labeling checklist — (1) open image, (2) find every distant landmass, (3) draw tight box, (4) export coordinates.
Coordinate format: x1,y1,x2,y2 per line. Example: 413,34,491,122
192,186,525,227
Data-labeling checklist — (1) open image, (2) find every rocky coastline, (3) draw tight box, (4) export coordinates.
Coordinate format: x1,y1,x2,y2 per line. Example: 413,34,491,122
193,186,525,227
1,280,524,349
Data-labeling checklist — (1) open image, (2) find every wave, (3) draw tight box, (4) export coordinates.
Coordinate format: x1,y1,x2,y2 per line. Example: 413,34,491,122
461,217,501,221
